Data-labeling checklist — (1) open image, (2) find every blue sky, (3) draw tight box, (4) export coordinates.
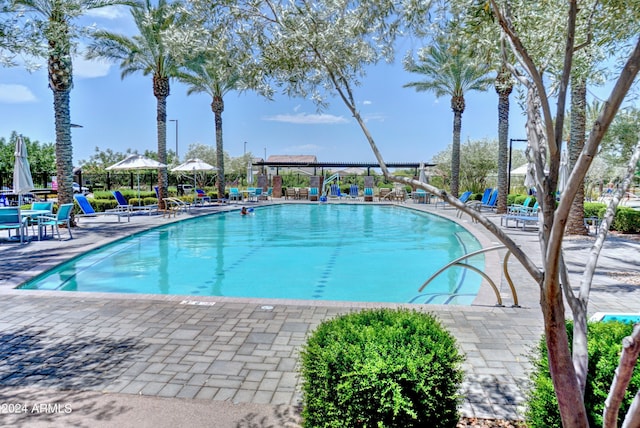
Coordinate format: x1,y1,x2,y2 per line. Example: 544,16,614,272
0,6,531,166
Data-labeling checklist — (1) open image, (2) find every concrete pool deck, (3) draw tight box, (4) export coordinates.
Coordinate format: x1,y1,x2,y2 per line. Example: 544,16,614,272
1,199,639,427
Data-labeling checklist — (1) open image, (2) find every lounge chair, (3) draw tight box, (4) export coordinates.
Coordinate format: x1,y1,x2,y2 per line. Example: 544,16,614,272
480,189,499,211
39,203,73,240
329,184,343,199
0,206,29,243
501,201,540,230
413,189,428,204
113,190,158,215
195,189,212,206
74,194,131,223
349,184,359,200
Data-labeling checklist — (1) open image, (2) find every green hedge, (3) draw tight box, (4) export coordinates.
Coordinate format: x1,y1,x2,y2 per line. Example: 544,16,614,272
525,320,640,427
300,308,464,428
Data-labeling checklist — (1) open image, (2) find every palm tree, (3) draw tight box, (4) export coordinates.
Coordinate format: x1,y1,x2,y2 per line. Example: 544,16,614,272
404,37,493,197
495,64,513,214
86,0,180,208
177,54,243,200
13,0,133,205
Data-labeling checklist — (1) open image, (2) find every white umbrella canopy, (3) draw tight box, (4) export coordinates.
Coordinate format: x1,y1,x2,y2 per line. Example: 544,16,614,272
106,154,167,203
171,158,217,192
13,135,34,206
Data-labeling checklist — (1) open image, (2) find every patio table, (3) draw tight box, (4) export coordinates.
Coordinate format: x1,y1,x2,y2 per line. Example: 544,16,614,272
20,209,50,241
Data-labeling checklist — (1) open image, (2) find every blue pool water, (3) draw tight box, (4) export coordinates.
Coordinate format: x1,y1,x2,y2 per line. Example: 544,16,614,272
591,313,640,324
21,204,484,304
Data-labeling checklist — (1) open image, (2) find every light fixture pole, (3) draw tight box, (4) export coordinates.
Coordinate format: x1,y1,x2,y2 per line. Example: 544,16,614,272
169,119,179,160
244,141,247,156
263,147,267,174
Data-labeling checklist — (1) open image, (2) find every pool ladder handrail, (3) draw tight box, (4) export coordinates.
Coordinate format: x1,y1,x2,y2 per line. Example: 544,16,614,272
418,245,520,307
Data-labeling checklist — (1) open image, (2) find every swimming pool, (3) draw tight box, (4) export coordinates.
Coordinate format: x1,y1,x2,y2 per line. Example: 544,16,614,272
21,204,484,304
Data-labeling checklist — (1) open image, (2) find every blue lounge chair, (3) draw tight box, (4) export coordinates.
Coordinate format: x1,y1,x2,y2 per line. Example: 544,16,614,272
0,206,29,243
479,189,499,211
349,184,359,200
329,184,343,199
39,203,74,240
501,201,540,230
114,190,158,215
364,187,373,202
75,194,131,222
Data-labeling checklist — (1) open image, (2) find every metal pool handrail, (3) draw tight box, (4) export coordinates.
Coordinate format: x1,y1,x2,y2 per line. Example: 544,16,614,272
418,245,520,307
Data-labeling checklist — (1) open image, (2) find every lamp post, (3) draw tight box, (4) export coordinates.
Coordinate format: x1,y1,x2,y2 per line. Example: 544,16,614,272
244,141,247,156
263,147,267,174
169,119,179,160
508,138,528,192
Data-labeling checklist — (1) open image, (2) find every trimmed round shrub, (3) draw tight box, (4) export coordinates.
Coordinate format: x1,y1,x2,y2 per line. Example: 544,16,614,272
300,308,464,428
525,320,640,427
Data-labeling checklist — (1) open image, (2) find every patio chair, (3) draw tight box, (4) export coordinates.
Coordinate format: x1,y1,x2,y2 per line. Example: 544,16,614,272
285,188,297,200
29,201,53,235
258,187,272,201
480,189,499,211
378,188,392,201
349,184,359,200
253,188,263,202
74,194,131,223
299,187,310,200
39,203,73,240
0,206,29,243
363,187,374,202
229,187,242,202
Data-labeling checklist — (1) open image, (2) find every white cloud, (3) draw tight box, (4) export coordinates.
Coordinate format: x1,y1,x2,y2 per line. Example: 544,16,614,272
85,6,128,20
363,113,386,123
0,84,37,103
262,112,349,125
362,100,372,105
73,56,112,78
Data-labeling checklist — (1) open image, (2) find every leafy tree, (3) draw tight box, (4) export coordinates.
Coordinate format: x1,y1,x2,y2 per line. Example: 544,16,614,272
86,0,182,209
432,138,500,193
0,132,56,186
10,0,134,205
403,33,493,197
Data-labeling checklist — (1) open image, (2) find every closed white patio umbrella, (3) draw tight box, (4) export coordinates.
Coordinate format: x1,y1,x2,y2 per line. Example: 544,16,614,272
13,135,34,207
247,159,254,185
558,150,569,193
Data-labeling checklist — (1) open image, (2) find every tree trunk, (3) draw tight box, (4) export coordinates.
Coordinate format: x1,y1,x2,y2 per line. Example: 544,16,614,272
53,89,74,206
212,95,225,200
495,69,512,214
566,77,588,235
154,75,169,210
451,96,465,198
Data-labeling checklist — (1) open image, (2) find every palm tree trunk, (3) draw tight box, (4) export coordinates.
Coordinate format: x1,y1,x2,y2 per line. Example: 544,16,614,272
53,89,73,206
451,109,462,198
495,70,513,214
566,78,588,235
154,75,169,210
212,96,225,200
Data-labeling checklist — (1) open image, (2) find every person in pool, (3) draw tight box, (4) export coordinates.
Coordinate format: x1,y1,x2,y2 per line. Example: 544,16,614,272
241,207,248,215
